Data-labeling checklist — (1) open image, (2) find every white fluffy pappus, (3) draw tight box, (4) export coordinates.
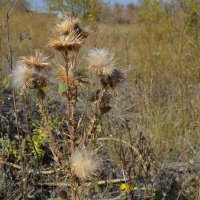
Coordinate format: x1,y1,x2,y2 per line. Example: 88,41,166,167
71,147,101,179
86,48,116,76
11,63,35,90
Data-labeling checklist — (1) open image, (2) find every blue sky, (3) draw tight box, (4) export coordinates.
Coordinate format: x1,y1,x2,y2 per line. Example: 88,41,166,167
28,0,138,11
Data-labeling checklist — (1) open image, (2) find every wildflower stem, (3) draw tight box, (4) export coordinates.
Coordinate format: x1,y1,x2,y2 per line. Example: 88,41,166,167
85,89,105,142
64,49,78,200
5,10,22,147
66,88,78,199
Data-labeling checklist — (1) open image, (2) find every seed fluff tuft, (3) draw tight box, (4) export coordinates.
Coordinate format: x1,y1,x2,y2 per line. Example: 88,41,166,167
86,48,116,76
11,63,35,90
71,147,101,179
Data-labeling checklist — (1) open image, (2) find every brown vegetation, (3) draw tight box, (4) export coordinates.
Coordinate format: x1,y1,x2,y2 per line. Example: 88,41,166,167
0,0,200,199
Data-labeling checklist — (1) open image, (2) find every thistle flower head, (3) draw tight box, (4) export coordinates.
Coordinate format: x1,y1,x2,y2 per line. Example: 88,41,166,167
20,50,49,69
49,30,83,52
86,48,116,76
71,147,101,179
11,63,35,90
55,16,80,35
55,16,88,38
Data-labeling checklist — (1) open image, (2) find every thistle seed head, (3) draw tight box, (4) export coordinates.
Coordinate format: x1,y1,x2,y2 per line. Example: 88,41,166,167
11,63,35,90
55,16,89,38
20,50,49,69
86,48,116,76
11,50,51,91
49,30,83,52
71,147,101,179
55,16,80,35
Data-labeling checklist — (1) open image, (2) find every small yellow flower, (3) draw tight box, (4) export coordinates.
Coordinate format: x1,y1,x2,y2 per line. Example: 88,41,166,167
119,183,133,193
119,183,126,190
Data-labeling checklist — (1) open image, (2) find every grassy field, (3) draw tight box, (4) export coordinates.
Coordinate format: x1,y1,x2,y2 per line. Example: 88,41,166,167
0,1,200,199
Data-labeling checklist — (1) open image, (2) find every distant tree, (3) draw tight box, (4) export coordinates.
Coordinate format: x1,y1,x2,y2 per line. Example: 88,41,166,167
112,3,124,16
126,3,138,22
126,3,136,12
112,3,124,23
45,0,101,20
98,2,112,22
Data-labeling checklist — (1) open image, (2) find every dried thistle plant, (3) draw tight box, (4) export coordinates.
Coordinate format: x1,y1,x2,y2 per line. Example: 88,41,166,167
11,15,127,200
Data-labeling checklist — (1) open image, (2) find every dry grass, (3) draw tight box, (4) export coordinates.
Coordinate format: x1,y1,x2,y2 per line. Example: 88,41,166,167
0,10,55,64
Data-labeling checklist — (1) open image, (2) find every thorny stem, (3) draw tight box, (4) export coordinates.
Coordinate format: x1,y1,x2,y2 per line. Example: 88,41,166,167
6,12,13,69
66,96,76,152
84,89,105,143
65,52,78,153
5,11,21,145
63,51,78,200
56,22,82,200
